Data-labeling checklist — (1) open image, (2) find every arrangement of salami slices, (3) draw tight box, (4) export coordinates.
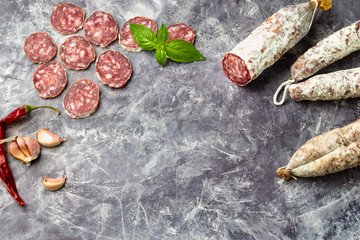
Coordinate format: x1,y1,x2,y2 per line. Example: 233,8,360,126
23,2,196,119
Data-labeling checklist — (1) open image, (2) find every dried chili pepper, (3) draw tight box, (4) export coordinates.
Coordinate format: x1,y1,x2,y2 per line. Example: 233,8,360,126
0,105,60,206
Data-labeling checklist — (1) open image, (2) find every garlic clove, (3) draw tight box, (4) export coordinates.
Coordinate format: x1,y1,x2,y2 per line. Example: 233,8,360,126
36,128,67,147
8,137,40,166
24,137,40,162
15,136,31,158
8,140,27,161
42,176,66,190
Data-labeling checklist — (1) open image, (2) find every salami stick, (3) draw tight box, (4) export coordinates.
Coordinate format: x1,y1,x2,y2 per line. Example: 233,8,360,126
290,141,360,178
274,20,360,105
288,68,360,101
222,1,331,86
277,119,360,180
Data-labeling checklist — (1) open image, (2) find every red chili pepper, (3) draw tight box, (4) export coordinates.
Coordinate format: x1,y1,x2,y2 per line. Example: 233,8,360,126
0,105,60,206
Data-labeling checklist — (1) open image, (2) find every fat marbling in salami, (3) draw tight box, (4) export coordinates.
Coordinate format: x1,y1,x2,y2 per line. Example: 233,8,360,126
95,50,132,88
24,32,57,64
59,36,95,70
50,3,85,35
63,79,100,119
167,23,195,44
119,16,157,52
33,61,67,98
289,68,360,101
222,1,323,86
84,11,118,47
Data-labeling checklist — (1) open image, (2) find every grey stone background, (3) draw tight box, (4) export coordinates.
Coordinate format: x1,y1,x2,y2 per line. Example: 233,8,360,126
0,0,360,239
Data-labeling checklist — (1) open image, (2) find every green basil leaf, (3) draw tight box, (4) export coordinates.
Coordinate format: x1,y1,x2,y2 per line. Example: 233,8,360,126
129,23,157,51
155,49,167,66
165,40,206,63
156,23,169,46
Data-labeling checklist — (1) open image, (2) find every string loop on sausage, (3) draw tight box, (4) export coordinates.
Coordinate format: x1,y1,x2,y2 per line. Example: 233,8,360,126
273,79,295,105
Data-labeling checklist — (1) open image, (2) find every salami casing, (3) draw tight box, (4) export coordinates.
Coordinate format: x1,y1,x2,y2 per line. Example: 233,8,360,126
59,36,96,70
24,32,57,64
291,21,360,82
277,118,360,180
119,16,157,52
33,61,67,98
289,68,360,101
291,141,360,178
222,2,317,86
50,3,85,35
95,50,132,88
84,11,118,47
63,79,100,119
274,20,360,105
167,23,195,44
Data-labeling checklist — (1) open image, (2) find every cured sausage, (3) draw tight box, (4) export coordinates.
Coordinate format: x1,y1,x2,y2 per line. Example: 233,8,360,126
290,140,360,178
222,1,320,86
24,32,56,64
95,50,132,88
59,36,95,70
289,68,360,101
33,61,67,98
274,20,360,105
50,3,85,35
84,11,118,47
167,23,195,44
277,118,360,180
119,16,157,52
291,21,360,82
63,79,100,119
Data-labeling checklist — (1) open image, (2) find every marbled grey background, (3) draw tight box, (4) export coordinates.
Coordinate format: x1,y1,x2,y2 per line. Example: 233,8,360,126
0,0,360,239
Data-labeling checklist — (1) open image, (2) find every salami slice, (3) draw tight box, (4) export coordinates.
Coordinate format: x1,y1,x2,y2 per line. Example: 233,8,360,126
59,36,95,70
24,32,57,64
50,3,85,35
95,50,132,88
84,11,118,47
167,23,195,44
222,2,318,86
33,61,67,98
63,79,100,119
119,16,157,52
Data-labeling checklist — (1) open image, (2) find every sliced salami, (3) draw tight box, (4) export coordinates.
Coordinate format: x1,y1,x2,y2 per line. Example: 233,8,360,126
119,16,157,52
24,32,57,64
84,11,118,47
33,61,67,98
59,36,95,70
50,3,85,35
63,79,100,119
167,23,195,44
95,50,132,88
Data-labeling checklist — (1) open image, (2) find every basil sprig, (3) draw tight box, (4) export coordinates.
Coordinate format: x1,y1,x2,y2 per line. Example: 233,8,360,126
130,23,206,66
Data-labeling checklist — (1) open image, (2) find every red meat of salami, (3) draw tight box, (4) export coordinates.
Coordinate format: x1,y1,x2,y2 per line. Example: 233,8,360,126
59,36,95,70
50,3,85,35
63,79,100,119
167,23,195,44
24,32,57,64
119,16,157,52
84,11,118,47
95,50,132,88
33,61,67,98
